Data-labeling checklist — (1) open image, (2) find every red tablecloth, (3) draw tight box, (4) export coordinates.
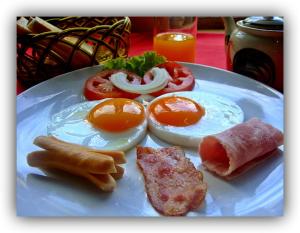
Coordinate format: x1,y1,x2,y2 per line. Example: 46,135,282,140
17,32,226,95
129,32,226,69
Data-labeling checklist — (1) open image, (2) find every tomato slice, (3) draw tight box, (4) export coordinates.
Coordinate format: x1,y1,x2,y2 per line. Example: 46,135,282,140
143,61,195,96
84,70,142,100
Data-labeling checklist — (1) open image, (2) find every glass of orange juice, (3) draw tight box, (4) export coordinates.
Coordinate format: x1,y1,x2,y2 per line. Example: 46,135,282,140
153,17,198,62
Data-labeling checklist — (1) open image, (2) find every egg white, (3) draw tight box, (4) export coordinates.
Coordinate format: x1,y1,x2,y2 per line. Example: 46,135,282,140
47,100,147,151
147,91,244,147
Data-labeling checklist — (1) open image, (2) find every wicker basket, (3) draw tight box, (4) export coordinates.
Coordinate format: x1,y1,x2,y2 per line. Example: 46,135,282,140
17,17,131,87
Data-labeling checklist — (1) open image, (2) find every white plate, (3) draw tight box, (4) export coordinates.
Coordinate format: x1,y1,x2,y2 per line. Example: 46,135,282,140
16,63,284,217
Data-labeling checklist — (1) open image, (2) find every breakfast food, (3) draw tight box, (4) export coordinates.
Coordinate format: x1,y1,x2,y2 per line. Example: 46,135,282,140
199,118,284,178
136,146,207,216
83,52,196,100
17,17,31,35
84,69,142,100
102,51,166,77
147,91,244,147
109,67,170,95
83,52,167,100
27,150,118,191
143,61,195,96
34,135,126,164
34,136,126,167
17,17,94,69
27,136,126,191
27,16,62,33
48,98,147,151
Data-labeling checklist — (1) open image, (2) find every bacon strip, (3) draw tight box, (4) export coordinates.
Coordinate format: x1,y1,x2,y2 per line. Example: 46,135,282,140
137,146,207,216
199,118,283,178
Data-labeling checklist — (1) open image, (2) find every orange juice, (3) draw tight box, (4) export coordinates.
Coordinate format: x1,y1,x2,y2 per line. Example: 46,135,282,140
153,32,196,62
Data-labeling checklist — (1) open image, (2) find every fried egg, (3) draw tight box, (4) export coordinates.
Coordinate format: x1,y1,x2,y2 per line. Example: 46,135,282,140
147,91,244,147
48,98,147,151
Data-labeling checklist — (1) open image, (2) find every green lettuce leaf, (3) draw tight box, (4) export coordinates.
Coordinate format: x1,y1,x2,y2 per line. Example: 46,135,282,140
102,57,127,70
102,51,166,77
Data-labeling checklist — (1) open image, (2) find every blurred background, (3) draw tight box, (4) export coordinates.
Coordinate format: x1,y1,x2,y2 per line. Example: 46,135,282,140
17,16,283,93
130,17,245,32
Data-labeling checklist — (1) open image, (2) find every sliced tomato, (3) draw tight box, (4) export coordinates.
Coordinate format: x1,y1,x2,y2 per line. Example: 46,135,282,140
84,69,142,100
143,61,195,96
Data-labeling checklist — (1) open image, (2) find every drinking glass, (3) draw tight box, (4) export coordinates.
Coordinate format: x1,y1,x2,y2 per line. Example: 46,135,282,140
153,17,198,62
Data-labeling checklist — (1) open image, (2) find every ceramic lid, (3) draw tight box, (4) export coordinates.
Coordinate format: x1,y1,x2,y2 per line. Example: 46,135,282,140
242,16,283,30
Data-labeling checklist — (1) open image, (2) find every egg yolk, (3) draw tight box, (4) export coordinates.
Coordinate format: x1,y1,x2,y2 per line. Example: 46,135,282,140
149,96,205,126
87,98,145,132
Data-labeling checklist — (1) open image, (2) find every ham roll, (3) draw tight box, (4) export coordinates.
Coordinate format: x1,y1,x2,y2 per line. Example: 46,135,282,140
199,118,283,178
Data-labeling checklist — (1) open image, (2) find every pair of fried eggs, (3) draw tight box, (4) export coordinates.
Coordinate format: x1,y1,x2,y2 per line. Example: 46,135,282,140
48,92,244,151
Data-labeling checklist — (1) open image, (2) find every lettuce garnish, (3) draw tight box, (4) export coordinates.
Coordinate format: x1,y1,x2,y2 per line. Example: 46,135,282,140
102,51,166,77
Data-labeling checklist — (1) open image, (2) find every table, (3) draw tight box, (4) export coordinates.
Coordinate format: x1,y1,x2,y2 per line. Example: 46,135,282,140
16,31,226,94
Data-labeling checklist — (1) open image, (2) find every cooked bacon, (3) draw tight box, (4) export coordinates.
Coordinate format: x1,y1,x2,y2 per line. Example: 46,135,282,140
136,146,207,216
199,118,283,178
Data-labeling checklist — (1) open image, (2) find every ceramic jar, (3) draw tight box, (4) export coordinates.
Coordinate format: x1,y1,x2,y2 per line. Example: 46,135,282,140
223,16,283,92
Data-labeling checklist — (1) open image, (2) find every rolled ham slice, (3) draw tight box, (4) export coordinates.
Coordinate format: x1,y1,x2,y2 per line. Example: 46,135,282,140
199,118,283,178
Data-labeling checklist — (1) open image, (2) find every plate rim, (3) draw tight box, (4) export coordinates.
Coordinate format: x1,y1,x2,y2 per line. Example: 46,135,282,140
17,63,283,100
